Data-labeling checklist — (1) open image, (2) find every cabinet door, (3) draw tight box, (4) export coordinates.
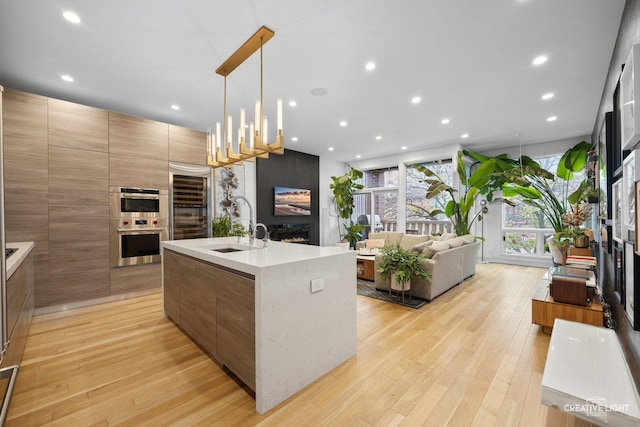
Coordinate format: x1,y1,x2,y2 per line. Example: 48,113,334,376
162,250,182,322
216,269,255,390
180,261,218,358
169,125,207,165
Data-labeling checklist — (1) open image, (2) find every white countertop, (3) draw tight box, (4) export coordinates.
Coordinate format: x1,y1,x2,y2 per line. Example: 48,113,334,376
6,241,35,278
162,237,354,275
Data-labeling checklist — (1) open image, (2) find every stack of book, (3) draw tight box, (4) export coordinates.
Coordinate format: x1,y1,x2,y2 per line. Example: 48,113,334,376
565,255,597,268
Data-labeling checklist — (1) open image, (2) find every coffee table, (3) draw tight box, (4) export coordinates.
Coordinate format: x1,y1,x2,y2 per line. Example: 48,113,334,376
356,255,376,281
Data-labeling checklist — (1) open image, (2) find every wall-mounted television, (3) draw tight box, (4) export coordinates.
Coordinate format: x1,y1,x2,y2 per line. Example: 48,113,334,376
274,186,311,216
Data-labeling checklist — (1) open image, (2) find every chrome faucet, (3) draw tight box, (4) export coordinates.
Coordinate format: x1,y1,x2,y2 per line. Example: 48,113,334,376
254,223,269,246
230,196,254,244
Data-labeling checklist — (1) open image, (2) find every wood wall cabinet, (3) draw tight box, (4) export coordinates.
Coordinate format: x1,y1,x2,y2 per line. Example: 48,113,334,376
48,99,109,152
109,153,169,190
109,112,168,160
168,125,207,165
163,250,256,390
2,251,34,368
2,89,49,306
49,145,109,206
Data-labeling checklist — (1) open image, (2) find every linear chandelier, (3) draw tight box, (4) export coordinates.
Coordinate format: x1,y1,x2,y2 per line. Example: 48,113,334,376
207,26,284,168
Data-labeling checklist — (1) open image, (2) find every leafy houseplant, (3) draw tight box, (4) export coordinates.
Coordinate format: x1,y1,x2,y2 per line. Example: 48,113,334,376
212,216,247,238
330,167,365,248
412,151,519,236
377,243,430,291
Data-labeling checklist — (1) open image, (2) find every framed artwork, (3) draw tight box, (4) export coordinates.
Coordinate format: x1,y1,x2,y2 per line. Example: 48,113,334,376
598,118,608,219
623,152,637,234
637,180,640,255
613,179,623,243
624,241,635,327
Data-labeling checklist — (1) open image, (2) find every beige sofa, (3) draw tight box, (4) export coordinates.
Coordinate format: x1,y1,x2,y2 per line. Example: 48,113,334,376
357,231,480,301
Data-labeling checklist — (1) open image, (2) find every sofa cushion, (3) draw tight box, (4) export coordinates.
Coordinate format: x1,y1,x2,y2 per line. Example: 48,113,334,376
369,232,403,245
399,234,430,251
460,234,475,244
447,237,464,248
365,238,386,249
438,232,458,241
422,246,437,259
412,240,433,252
430,241,451,252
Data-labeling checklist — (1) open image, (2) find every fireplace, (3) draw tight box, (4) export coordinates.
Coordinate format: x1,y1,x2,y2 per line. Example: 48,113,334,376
268,224,311,244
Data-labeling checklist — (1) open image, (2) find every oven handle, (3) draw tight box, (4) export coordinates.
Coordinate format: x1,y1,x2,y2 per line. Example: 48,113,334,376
117,227,165,233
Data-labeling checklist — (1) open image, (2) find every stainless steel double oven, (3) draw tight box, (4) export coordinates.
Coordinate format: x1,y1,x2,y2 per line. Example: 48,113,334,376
109,187,168,267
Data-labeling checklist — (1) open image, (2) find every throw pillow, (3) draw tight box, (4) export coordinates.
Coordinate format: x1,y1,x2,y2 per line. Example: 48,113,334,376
365,238,386,249
447,237,464,248
438,232,458,241
422,246,437,259
430,241,450,252
412,240,433,252
460,234,475,244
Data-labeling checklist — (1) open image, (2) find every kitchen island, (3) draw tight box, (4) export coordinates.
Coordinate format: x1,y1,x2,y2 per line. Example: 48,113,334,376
161,237,357,414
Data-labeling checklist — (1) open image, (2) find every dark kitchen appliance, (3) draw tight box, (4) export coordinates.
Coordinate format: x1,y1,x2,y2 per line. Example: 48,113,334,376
170,172,210,240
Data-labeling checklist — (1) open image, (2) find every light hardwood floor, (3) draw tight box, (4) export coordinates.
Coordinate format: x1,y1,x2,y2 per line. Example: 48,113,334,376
6,263,595,426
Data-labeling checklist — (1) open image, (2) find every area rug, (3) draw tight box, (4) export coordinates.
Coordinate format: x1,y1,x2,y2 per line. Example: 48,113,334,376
357,279,427,309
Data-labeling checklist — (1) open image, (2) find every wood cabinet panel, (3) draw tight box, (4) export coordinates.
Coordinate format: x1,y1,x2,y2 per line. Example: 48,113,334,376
3,89,48,215
110,263,161,294
168,125,207,165
49,146,109,205
216,269,255,391
109,112,168,160
48,98,108,152
48,205,109,305
162,250,182,322
2,252,34,368
109,153,169,190
180,260,218,358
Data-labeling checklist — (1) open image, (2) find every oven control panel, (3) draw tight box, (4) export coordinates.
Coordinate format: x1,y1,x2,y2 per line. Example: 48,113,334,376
116,217,167,230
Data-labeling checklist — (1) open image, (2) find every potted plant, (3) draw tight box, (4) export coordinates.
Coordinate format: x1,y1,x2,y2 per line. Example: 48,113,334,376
501,140,594,264
212,216,248,238
377,243,430,291
330,166,365,248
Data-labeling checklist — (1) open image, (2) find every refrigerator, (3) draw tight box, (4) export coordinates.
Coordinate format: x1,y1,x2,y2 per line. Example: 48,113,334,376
169,166,212,240
0,86,19,423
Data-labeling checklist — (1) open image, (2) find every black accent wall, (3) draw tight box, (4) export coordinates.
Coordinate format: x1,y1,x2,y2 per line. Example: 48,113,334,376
256,149,320,245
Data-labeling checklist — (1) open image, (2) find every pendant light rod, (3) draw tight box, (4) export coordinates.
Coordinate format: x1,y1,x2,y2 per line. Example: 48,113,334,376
215,26,275,77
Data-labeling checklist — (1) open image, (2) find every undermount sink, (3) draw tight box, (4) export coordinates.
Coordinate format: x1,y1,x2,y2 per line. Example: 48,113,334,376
212,247,244,253
203,243,259,253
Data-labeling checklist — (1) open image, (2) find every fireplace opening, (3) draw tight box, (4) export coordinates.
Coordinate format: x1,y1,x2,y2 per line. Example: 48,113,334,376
268,224,311,244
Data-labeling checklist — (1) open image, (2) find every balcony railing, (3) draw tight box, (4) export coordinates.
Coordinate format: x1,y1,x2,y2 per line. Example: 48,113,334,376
379,220,452,235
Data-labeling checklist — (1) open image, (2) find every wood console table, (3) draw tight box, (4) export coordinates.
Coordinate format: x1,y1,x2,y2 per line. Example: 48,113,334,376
532,281,603,333
356,255,376,281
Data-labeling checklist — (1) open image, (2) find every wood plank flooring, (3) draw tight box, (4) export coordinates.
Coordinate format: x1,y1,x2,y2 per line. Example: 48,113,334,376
6,263,595,426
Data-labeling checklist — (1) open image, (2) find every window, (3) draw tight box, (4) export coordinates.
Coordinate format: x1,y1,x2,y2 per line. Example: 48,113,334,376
353,167,398,235
502,155,585,256
406,160,452,221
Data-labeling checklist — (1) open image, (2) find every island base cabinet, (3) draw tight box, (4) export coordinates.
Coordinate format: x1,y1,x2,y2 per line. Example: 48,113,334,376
162,250,255,388
216,271,255,391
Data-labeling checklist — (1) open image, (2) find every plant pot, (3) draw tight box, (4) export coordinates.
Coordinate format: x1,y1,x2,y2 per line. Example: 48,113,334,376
390,272,410,291
573,235,589,248
546,236,568,266
335,242,350,250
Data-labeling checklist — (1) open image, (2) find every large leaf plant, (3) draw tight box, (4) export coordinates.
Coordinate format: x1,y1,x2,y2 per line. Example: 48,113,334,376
330,167,365,247
412,151,519,236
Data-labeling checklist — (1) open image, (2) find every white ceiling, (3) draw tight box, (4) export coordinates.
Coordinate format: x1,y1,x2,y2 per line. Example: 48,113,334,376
0,0,626,163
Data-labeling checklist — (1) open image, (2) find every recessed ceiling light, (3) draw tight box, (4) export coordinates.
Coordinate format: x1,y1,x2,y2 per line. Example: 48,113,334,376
547,116,557,122
356,155,362,159
401,146,408,150
289,100,297,107
411,96,421,104
375,135,382,141
60,74,74,82
328,147,334,151
63,11,81,24
441,118,450,125
170,105,180,111
291,137,298,142
533,55,548,66
365,61,376,71
461,133,469,139
542,93,554,100
339,121,347,127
